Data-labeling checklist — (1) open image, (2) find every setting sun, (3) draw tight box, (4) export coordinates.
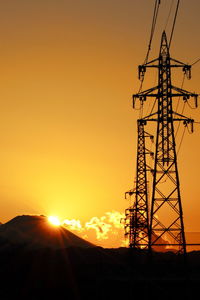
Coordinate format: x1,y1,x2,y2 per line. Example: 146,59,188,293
48,216,61,227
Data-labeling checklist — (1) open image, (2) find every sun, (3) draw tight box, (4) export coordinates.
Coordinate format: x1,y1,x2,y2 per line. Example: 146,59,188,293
48,216,61,227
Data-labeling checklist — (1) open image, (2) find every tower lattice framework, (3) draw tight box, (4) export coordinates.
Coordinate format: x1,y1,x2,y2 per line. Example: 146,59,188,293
125,119,153,249
125,31,198,254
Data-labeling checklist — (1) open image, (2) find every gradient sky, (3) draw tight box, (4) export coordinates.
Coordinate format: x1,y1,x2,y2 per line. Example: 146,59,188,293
0,0,200,240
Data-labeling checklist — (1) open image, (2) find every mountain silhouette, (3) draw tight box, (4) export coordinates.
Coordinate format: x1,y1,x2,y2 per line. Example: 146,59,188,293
0,215,95,250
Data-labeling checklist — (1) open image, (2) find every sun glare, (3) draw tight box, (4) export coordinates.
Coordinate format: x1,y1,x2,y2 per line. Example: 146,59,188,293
48,216,61,227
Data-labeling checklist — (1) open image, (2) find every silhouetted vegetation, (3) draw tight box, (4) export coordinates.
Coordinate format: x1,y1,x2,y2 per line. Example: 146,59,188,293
0,245,199,299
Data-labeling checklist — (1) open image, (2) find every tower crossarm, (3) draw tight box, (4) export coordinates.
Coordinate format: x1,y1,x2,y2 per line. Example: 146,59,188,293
138,57,192,80
133,85,198,109
171,85,198,99
132,86,159,108
141,111,194,124
170,58,192,79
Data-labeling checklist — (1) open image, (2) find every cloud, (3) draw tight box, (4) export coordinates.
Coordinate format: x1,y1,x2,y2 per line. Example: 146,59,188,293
85,216,112,240
62,211,125,247
62,219,83,232
61,211,173,250
105,211,124,229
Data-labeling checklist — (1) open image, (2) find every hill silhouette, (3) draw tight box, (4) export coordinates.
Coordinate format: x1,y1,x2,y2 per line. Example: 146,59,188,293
0,215,95,250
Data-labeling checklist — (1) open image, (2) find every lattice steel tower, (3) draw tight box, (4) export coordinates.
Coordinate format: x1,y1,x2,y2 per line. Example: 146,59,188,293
124,119,153,249
125,31,198,254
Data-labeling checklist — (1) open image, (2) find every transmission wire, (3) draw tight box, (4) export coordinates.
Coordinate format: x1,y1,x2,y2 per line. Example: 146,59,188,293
164,0,174,30
186,100,198,109
144,0,161,64
191,57,200,66
177,125,186,156
138,0,161,94
175,73,186,113
175,102,186,138
169,0,180,48
174,73,186,138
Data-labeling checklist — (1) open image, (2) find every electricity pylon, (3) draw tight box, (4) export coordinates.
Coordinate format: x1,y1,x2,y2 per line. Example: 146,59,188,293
124,119,153,249
126,31,198,254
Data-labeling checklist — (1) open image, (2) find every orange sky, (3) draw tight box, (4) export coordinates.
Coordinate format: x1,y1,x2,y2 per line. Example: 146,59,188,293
0,0,200,247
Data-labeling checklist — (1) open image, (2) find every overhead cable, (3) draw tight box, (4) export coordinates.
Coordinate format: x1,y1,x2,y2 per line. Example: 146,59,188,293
191,57,200,66
169,0,180,48
165,0,174,30
177,125,186,155
144,0,161,64
138,0,161,94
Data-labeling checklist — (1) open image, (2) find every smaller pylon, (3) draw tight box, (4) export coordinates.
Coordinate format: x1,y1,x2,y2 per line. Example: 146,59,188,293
124,119,153,249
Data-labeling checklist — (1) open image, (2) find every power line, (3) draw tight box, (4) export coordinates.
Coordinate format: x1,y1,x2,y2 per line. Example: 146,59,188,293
144,0,161,64
165,0,174,30
186,100,198,109
174,73,186,138
191,57,200,66
177,125,186,156
175,102,186,138
138,0,161,94
169,0,180,48
175,73,186,113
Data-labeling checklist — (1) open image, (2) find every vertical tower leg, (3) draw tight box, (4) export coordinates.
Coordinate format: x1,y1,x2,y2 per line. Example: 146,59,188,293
125,119,151,249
